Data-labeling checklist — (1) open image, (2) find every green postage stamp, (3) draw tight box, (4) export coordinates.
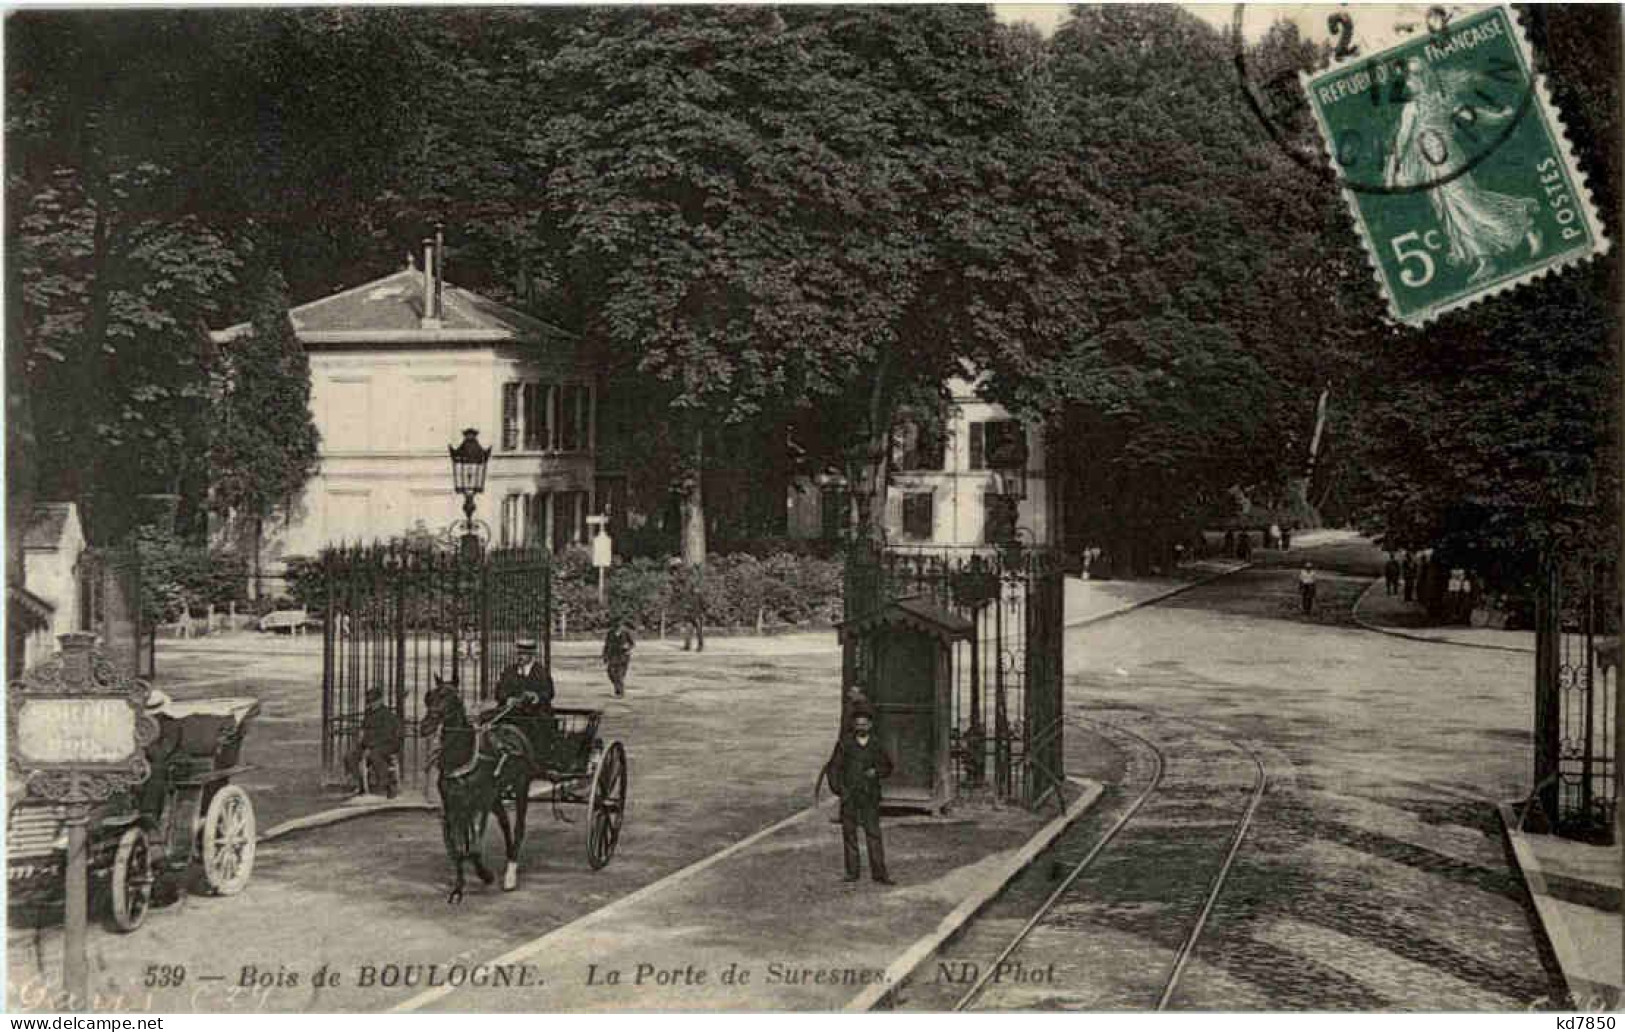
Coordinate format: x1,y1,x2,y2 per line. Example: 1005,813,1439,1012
1301,5,1608,325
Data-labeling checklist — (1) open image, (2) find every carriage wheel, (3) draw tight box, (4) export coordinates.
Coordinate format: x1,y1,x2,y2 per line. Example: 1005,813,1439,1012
199,785,256,895
585,741,627,870
110,826,154,932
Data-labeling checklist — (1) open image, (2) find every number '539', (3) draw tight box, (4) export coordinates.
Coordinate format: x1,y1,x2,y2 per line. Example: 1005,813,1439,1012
1390,230,1445,288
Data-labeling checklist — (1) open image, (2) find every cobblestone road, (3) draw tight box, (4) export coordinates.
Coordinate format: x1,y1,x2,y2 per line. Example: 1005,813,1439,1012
903,556,1561,1012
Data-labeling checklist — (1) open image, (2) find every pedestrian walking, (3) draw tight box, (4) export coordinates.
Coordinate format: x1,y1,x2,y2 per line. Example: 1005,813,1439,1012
1299,561,1318,616
1269,522,1282,550
1237,531,1252,561
602,618,635,697
822,702,894,885
1384,554,1401,596
1401,552,1417,601
669,559,706,653
1281,526,1292,551
1446,568,1471,625
1223,529,1235,557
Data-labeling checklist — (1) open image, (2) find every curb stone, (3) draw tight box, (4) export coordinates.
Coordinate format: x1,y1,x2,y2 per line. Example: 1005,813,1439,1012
258,782,556,844
1351,579,1535,655
1496,800,1621,1009
845,777,1105,1012
1064,563,1253,631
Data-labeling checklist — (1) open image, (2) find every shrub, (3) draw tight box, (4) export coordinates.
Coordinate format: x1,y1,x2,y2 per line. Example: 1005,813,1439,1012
129,526,250,624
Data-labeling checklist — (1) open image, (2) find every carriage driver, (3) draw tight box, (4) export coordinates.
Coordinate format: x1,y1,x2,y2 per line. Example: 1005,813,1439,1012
139,688,182,821
492,637,556,768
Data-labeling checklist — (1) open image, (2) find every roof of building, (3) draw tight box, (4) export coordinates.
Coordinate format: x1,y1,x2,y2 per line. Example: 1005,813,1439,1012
22,503,78,551
8,584,55,627
209,268,574,347
836,594,975,643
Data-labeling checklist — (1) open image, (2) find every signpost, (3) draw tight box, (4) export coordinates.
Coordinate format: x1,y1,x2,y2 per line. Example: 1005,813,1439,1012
588,513,612,606
8,632,155,1010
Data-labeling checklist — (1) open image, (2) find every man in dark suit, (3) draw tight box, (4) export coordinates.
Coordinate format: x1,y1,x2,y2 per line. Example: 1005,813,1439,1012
494,637,554,766
823,703,895,885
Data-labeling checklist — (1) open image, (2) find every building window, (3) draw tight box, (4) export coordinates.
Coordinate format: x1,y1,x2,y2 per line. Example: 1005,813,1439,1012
983,492,1018,544
902,492,934,541
559,384,588,452
502,383,521,451
523,383,547,451
820,486,849,542
969,420,1027,471
895,422,945,472
503,381,589,453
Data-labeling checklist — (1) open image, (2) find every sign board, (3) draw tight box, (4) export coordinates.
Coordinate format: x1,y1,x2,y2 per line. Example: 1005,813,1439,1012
592,530,613,569
8,633,156,803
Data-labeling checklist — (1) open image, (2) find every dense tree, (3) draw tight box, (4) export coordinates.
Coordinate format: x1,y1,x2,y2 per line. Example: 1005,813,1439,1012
1334,5,1620,589
207,269,320,596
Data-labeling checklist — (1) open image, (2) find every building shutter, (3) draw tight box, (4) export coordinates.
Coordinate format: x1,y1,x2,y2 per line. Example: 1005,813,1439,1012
902,492,934,540
969,422,986,470
522,383,544,450
502,383,520,451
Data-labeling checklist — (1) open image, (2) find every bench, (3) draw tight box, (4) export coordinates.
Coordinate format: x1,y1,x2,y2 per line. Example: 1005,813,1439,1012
259,609,310,635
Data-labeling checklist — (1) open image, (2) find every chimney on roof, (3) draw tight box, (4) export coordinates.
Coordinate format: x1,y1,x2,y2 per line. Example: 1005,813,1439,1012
434,223,446,321
420,236,441,329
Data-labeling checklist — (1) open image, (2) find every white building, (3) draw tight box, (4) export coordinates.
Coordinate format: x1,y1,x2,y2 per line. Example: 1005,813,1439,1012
788,379,1058,551
7,502,87,678
209,254,595,572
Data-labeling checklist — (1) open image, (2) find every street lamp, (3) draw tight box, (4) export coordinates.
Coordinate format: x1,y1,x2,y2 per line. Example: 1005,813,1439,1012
448,428,491,556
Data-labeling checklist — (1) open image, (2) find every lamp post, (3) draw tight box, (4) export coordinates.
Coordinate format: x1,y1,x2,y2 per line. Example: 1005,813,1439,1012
448,428,492,560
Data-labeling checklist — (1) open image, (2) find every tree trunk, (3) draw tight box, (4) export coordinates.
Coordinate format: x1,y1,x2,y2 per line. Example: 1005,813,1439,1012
679,426,706,565
856,348,895,549
249,515,263,602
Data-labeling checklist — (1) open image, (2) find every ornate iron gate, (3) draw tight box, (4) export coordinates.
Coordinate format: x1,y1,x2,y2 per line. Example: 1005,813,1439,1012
314,544,553,789
1535,555,1619,842
844,544,1066,808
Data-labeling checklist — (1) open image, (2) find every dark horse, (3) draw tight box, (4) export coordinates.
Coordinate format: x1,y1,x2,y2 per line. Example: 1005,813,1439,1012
420,675,537,903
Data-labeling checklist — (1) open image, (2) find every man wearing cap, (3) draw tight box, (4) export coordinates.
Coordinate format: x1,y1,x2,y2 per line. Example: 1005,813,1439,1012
346,686,403,797
822,702,895,885
138,689,182,819
495,637,555,765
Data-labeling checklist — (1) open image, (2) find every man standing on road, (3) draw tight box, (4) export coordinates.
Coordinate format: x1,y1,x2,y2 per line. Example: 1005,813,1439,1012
1384,554,1401,596
1299,561,1318,616
1401,552,1417,601
823,703,894,885
602,618,634,697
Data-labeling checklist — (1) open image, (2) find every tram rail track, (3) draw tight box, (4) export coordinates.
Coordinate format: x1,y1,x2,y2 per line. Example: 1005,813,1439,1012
942,709,1268,1012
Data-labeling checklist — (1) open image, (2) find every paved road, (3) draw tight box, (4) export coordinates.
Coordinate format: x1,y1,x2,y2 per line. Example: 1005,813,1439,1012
7,643,844,1013
902,556,1558,1011
10,541,1559,1012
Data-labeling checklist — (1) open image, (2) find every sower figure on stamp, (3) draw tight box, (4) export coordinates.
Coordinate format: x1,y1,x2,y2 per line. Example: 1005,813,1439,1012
490,637,555,768
602,618,635,697
346,686,403,797
823,702,895,885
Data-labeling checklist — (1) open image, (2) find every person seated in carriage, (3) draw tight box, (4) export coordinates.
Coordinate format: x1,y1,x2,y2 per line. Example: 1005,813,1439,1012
346,686,403,797
138,688,183,820
489,637,556,770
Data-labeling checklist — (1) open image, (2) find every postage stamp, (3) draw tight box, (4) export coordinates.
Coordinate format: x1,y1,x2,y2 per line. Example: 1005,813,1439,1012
1300,5,1609,326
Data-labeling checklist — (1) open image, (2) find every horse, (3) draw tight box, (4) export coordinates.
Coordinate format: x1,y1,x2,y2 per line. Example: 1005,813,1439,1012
419,674,538,903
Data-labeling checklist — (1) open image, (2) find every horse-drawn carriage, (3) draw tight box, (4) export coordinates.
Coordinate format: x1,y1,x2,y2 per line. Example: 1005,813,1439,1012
421,678,627,901
7,697,260,931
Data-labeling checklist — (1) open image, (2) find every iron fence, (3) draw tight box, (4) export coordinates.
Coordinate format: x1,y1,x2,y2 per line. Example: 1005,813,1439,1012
1535,555,1619,842
844,543,1066,808
314,543,553,789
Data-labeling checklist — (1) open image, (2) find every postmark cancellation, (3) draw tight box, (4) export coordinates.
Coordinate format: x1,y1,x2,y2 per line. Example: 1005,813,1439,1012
1300,5,1609,326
